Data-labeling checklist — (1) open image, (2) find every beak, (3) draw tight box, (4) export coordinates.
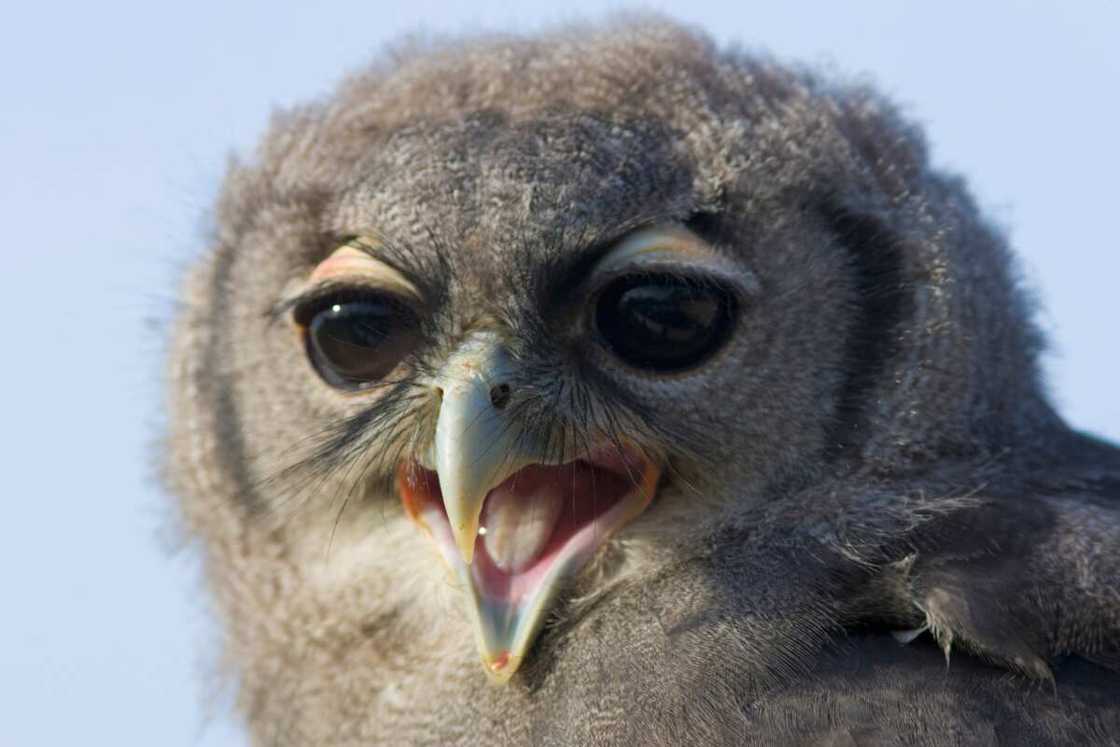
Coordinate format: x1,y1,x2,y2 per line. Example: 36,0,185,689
400,334,660,682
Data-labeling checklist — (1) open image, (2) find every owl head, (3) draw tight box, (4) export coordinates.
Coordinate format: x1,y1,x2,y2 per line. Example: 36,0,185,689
167,18,1061,705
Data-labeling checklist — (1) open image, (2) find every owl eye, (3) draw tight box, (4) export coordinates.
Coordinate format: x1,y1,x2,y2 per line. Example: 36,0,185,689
594,274,738,372
300,295,420,390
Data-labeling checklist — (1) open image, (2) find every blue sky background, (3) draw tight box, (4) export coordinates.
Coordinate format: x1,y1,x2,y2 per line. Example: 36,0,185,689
2,1,1116,744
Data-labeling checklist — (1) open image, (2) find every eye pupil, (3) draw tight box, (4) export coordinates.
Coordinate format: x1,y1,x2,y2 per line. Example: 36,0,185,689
305,299,417,389
595,276,736,372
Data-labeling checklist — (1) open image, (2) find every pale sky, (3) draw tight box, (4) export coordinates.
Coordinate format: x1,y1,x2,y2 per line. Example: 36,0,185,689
2,2,1116,745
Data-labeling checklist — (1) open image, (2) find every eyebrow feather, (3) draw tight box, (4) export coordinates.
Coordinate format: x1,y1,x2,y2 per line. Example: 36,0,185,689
531,205,698,305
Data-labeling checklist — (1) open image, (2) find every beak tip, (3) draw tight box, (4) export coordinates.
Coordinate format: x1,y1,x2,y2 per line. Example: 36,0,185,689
483,651,519,684
454,525,478,564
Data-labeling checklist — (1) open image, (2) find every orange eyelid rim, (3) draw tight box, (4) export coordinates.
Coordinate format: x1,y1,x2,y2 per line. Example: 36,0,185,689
588,224,760,297
592,225,722,276
309,245,422,301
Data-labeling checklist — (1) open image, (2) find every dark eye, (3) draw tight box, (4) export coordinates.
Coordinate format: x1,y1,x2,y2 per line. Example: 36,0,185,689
594,275,737,372
299,295,420,390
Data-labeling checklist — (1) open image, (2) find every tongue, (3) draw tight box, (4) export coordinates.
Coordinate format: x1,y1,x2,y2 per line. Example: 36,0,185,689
480,480,564,573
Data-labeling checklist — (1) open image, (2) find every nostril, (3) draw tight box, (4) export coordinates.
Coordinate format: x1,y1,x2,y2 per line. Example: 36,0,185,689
433,386,444,401
489,383,511,410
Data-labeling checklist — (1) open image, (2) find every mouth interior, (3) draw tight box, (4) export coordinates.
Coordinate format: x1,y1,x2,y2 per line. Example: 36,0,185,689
399,450,648,604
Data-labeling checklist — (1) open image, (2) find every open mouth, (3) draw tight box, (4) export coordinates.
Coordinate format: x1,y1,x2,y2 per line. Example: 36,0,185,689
398,446,659,681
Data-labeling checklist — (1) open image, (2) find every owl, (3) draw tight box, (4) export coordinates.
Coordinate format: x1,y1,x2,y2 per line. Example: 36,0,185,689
166,18,1120,746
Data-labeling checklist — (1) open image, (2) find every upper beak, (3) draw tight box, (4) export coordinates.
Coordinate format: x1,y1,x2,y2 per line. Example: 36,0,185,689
431,338,536,564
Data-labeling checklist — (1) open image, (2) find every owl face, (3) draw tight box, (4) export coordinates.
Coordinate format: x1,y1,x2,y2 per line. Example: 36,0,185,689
209,108,862,681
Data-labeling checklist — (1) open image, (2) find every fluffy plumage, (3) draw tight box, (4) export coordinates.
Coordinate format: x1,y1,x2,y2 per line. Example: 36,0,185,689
166,17,1120,745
